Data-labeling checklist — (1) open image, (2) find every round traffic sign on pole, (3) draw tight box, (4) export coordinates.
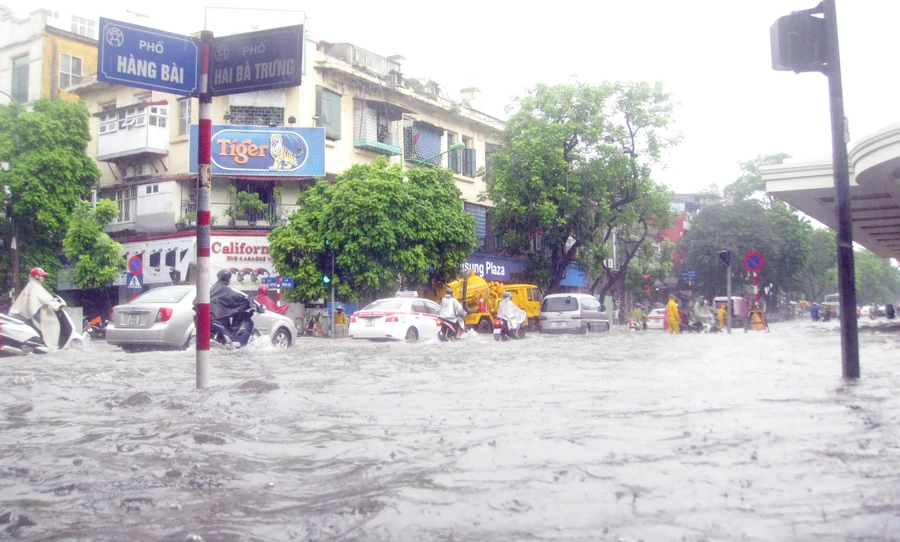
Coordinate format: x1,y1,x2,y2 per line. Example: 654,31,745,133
744,251,764,273
128,255,143,275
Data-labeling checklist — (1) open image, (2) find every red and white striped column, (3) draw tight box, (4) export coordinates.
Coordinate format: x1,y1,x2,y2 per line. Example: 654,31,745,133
196,30,214,389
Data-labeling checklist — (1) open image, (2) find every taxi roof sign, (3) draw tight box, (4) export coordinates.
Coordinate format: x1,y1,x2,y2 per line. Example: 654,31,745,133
395,290,418,298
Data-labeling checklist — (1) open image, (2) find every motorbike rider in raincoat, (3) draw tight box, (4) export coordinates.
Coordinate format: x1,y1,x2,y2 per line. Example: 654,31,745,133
210,269,253,347
497,291,527,336
439,288,466,337
666,295,681,334
690,296,715,332
10,267,66,351
253,284,290,315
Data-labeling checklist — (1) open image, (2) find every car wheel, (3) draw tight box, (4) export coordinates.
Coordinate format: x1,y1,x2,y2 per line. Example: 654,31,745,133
271,328,292,348
578,325,588,335
477,318,492,334
405,327,419,341
183,334,196,350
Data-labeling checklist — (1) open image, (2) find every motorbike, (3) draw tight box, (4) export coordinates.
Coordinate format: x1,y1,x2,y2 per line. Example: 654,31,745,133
209,299,263,349
303,313,325,337
437,317,466,342
0,299,83,356
83,315,108,340
493,316,526,341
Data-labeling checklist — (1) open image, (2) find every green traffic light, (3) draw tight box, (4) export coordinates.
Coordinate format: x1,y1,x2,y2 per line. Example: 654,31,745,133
323,275,331,284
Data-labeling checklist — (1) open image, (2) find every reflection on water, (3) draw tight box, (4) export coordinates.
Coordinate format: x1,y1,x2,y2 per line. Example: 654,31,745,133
1,321,899,540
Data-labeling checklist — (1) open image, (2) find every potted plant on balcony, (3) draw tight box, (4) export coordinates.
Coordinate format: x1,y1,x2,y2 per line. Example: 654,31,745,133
225,187,268,226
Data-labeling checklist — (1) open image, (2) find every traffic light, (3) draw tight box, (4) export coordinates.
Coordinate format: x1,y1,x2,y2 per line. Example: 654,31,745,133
322,274,331,284
718,250,731,266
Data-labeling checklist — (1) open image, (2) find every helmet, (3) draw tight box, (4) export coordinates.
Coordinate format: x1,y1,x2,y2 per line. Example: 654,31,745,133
503,291,511,299
217,269,232,283
258,284,268,295
446,288,453,295
30,267,48,278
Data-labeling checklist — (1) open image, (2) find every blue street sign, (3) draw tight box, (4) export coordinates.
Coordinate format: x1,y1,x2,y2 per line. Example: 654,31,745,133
682,269,697,282
128,255,143,275
261,277,278,287
279,278,294,289
98,18,199,96
208,24,303,96
126,273,144,292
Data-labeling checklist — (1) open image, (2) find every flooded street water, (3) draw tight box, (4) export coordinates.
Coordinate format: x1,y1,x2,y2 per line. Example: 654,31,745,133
2,320,899,541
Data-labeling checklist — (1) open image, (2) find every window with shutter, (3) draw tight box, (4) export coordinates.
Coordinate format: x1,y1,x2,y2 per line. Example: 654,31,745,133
316,88,342,140
447,133,461,173
464,148,477,177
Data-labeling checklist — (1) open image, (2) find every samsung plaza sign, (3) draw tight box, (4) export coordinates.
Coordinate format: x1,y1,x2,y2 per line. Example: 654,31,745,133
190,125,325,177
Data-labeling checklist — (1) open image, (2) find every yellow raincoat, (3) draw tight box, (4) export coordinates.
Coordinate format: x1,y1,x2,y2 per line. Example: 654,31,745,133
717,304,727,328
666,297,680,334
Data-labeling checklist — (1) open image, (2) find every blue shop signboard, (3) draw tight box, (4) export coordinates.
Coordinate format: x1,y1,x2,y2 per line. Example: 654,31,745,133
463,253,527,282
190,125,325,177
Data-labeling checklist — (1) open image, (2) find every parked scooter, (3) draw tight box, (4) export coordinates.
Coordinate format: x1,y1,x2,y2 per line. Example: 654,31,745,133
83,315,109,340
303,313,325,337
0,301,83,356
493,316,526,341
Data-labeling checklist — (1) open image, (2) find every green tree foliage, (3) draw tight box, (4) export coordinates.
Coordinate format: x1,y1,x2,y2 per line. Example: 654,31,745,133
63,199,125,290
0,100,101,290
624,237,676,301
678,200,811,306
268,157,476,302
723,153,791,203
484,81,678,296
853,250,900,305
802,228,837,302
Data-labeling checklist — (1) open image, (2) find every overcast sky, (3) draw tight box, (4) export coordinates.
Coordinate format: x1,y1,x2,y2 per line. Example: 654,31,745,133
12,0,900,193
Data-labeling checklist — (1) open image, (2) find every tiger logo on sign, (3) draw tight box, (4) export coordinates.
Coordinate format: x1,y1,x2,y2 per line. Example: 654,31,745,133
268,133,304,170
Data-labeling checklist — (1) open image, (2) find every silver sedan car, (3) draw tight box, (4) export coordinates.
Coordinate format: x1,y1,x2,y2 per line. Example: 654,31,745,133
106,285,297,352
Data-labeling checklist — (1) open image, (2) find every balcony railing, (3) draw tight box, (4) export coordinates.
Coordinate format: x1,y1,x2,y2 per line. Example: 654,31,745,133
182,203,299,228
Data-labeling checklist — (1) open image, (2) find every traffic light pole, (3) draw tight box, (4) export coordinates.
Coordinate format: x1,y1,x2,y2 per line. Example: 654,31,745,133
330,250,335,338
726,260,732,334
822,0,860,378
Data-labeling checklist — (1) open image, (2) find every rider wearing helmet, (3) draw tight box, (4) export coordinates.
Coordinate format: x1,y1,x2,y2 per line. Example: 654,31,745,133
209,268,253,346
497,291,526,336
10,267,66,351
439,287,465,336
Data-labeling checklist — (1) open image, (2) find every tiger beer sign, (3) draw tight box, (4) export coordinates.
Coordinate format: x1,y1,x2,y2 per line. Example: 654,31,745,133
190,125,325,177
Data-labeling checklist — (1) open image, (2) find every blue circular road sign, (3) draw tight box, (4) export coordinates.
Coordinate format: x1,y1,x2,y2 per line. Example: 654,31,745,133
744,251,764,273
128,255,143,275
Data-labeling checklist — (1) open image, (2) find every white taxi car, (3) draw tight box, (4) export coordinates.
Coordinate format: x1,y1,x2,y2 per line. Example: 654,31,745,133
646,308,666,330
348,297,442,342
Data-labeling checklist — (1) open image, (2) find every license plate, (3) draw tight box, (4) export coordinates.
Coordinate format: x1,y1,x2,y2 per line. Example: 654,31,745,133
493,327,500,335
127,313,139,326
365,318,376,327
551,321,563,328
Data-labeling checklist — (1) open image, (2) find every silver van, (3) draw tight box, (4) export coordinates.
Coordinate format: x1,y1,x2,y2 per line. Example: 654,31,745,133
539,293,610,334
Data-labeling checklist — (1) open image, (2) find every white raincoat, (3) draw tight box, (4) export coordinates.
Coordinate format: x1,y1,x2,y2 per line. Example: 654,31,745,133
10,276,65,351
497,298,526,331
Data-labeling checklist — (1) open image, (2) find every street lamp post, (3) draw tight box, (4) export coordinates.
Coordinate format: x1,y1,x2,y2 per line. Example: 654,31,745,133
410,142,465,170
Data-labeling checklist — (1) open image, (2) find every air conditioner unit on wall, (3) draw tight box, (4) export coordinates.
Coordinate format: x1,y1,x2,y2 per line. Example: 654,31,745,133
123,165,136,179
136,164,153,177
